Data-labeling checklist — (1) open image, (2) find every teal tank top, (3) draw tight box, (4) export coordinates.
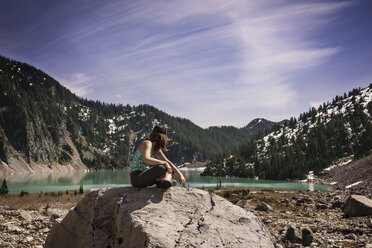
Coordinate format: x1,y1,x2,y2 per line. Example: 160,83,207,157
130,150,153,173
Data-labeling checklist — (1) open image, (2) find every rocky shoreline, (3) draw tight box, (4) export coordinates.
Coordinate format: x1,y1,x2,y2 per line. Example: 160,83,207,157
217,155,372,247
214,188,372,247
0,186,371,247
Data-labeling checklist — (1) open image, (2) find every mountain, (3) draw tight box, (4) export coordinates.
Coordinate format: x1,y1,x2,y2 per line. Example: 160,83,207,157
240,118,279,134
202,84,372,180
0,55,276,174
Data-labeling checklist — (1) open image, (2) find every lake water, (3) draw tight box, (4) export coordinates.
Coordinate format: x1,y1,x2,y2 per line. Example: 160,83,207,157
1,169,332,194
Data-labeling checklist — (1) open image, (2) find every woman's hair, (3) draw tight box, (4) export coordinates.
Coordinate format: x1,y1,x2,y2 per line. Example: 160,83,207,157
146,125,168,153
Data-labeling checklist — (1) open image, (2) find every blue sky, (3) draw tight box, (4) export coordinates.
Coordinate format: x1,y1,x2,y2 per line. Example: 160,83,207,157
1,0,372,128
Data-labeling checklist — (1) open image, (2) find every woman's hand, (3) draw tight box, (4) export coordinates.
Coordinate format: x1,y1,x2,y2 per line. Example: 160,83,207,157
163,162,172,174
179,174,186,187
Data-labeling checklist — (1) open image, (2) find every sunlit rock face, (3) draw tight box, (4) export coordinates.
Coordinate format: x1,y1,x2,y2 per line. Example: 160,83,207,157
45,186,274,248
342,194,372,217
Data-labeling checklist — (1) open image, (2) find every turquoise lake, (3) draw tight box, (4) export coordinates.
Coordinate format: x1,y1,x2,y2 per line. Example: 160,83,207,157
1,169,332,194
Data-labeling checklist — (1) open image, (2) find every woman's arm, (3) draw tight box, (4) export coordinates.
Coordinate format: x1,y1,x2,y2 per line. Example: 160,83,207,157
156,149,186,186
142,140,170,166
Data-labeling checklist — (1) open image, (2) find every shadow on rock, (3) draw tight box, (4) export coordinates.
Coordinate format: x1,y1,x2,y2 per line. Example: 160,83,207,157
45,186,274,248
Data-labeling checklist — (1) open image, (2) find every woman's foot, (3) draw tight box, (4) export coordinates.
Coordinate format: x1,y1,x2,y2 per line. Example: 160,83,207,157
156,180,172,189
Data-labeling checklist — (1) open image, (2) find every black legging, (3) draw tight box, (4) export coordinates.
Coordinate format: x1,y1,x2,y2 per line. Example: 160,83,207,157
130,164,167,187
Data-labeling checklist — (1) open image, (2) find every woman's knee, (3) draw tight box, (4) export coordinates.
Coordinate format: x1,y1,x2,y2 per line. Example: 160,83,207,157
155,164,167,177
157,164,167,171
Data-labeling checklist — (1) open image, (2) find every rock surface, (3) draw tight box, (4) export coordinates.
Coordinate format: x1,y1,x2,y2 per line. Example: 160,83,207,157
301,227,313,246
45,187,274,248
0,207,68,247
255,202,273,212
342,194,372,217
282,225,302,244
317,154,372,198
233,188,372,247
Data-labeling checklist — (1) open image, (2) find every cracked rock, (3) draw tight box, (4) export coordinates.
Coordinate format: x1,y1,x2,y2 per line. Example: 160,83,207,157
45,187,274,247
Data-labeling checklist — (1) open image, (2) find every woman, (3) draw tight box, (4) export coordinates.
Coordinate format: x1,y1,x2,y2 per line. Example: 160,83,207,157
130,125,186,189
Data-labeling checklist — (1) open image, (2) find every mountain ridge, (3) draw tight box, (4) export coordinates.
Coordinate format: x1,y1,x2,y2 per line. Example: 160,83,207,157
0,55,276,174
202,84,372,180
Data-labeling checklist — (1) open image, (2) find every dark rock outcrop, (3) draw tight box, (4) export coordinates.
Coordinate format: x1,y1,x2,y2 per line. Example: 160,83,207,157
282,225,314,247
45,187,274,248
331,200,343,209
282,225,302,244
255,202,273,212
301,227,313,246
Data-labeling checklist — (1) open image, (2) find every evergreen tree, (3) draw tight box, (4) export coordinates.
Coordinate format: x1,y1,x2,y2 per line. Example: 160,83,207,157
0,179,8,195
79,183,84,194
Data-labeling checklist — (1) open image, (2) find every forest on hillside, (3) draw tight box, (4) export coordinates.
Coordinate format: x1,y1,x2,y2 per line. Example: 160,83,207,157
202,85,372,180
0,55,275,170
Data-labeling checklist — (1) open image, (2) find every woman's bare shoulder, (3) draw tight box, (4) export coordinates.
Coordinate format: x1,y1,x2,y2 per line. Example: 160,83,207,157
139,140,151,152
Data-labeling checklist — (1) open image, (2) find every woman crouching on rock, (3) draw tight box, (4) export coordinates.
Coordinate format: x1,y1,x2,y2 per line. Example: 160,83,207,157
130,125,186,189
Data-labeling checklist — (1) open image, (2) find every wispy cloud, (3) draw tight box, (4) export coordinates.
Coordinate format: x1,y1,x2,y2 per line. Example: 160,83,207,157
58,73,92,97
85,1,348,126
1,0,355,127
310,101,324,109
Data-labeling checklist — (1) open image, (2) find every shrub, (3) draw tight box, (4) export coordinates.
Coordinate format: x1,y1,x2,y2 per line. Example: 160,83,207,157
223,191,231,198
19,190,29,197
62,144,73,155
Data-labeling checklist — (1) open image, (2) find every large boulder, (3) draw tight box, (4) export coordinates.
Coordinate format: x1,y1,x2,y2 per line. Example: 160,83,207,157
341,195,372,217
45,187,274,248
